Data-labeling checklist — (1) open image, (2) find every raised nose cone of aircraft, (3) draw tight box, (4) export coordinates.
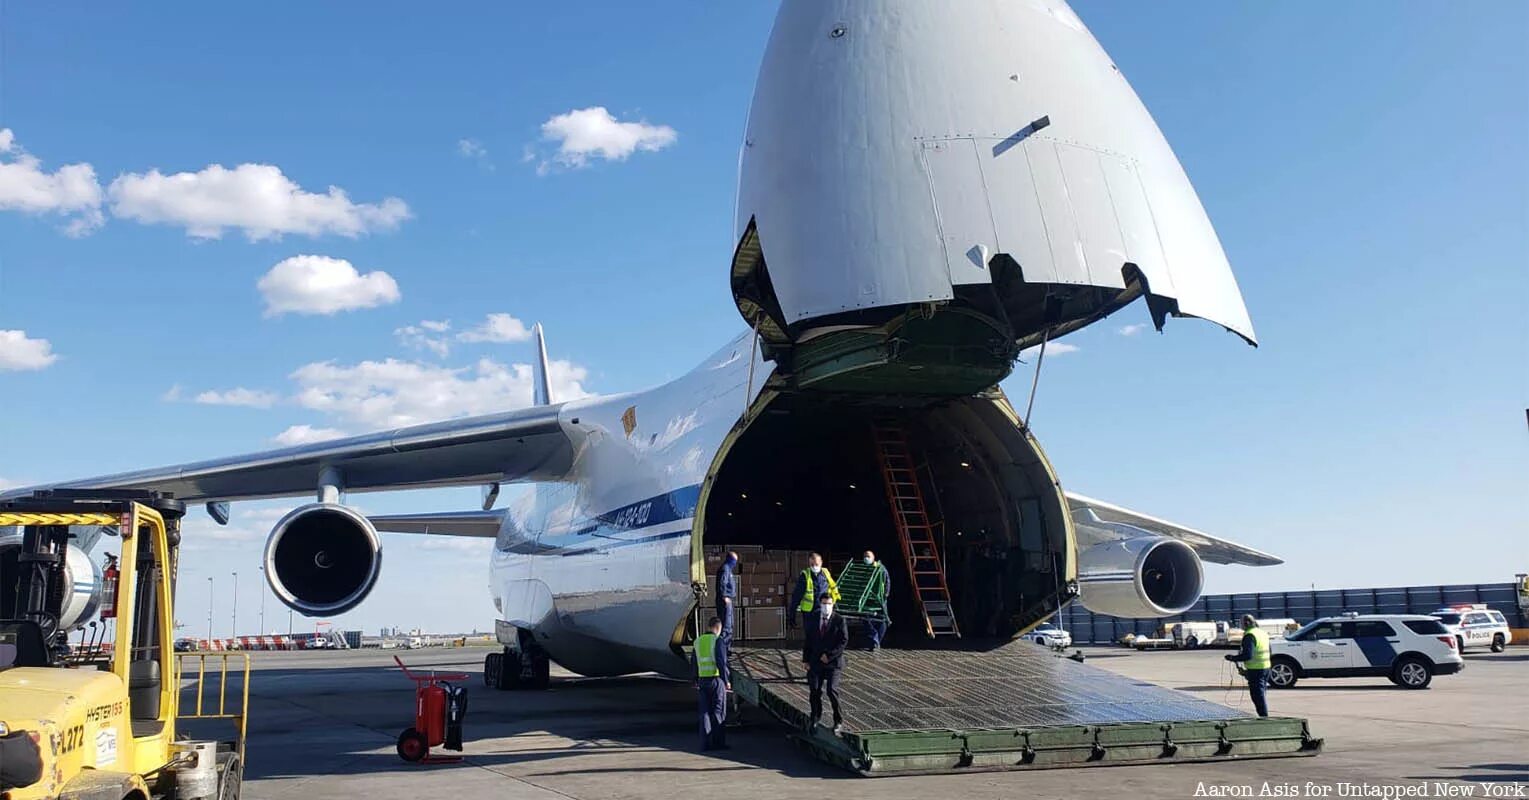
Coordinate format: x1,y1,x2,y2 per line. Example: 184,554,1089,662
732,0,1255,396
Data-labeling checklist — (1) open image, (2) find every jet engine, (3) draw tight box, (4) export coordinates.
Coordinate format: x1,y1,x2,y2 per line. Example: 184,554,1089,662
263,504,382,617
0,529,104,630
1077,537,1203,618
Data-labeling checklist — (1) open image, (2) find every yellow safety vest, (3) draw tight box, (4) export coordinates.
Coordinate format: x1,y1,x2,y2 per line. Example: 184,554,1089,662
1244,627,1271,670
797,568,841,611
695,633,720,678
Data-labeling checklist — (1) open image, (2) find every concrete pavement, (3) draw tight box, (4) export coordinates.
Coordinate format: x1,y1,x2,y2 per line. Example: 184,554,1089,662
215,645,1527,799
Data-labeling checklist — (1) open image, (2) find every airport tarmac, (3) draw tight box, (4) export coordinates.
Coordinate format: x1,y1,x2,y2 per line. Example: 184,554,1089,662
216,645,1527,799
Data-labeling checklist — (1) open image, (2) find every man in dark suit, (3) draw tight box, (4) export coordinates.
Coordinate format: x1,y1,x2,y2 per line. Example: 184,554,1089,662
803,591,849,734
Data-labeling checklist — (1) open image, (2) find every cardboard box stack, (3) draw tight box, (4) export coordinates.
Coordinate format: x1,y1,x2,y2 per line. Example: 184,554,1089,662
702,544,814,641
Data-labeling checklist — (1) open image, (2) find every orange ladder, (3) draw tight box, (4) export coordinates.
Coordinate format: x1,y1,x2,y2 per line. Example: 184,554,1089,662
870,419,960,638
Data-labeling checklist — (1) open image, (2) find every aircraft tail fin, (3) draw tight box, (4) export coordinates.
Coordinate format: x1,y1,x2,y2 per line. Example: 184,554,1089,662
532,323,552,406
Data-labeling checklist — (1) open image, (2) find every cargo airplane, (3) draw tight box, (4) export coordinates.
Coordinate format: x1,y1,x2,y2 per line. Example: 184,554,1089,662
2,0,1279,688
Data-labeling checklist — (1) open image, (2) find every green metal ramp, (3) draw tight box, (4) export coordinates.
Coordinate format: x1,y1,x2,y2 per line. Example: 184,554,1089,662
730,643,1320,775
835,559,889,621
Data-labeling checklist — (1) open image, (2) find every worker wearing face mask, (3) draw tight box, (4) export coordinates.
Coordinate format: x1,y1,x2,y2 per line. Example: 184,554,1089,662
790,552,840,661
860,550,890,652
803,592,849,735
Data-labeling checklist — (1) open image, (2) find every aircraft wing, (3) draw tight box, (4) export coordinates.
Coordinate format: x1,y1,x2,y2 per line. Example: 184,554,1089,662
0,404,573,504
1065,492,1282,567
369,510,505,538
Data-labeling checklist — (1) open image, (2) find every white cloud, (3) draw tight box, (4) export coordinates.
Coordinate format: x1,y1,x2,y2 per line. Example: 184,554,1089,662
536,106,676,172
1118,323,1149,337
0,330,60,371
290,356,589,430
257,255,401,317
457,139,487,159
179,503,286,550
1020,342,1080,360
456,139,494,172
0,129,104,236
108,163,410,241
272,424,347,447
396,320,452,357
194,387,278,408
410,536,495,555
457,313,531,344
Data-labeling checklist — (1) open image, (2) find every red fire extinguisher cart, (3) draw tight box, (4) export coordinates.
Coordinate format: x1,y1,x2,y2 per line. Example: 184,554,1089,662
394,656,470,763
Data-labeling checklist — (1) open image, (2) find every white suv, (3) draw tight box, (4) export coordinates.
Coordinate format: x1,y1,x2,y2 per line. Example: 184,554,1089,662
1430,606,1512,653
1024,623,1073,649
1266,614,1463,690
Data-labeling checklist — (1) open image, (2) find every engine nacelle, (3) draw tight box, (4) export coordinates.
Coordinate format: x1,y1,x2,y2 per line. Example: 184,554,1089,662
1077,537,1203,618
263,504,382,617
0,530,103,630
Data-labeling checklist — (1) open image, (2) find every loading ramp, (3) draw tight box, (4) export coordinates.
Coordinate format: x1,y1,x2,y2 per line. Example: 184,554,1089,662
730,642,1320,775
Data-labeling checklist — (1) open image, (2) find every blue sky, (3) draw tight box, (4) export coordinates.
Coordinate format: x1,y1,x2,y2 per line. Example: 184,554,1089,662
2,2,1525,638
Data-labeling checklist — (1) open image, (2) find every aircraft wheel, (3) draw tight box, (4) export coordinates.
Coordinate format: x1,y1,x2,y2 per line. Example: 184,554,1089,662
483,652,501,688
525,651,551,691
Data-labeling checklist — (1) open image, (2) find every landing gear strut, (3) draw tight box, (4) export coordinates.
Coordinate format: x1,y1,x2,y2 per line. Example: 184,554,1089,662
484,628,550,691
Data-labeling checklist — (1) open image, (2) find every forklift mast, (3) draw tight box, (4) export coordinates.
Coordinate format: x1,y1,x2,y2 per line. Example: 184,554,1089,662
12,523,73,659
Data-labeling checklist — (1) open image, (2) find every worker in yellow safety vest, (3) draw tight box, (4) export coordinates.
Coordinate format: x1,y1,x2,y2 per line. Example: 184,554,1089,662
693,616,731,750
1225,614,1271,717
789,552,840,661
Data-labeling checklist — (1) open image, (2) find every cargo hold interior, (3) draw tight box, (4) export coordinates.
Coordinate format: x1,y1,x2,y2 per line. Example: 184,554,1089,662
694,391,1074,644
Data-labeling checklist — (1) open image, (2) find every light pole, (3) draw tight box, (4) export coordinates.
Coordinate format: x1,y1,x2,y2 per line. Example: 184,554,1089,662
258,565,267,635
231,571,239,639
206,576,214,642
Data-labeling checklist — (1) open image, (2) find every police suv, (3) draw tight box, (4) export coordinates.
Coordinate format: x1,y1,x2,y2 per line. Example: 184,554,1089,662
1266,613,1462,690
1430,605,1512,653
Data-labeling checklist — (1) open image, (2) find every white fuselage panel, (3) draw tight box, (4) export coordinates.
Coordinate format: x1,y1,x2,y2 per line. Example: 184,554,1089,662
488,334,766,677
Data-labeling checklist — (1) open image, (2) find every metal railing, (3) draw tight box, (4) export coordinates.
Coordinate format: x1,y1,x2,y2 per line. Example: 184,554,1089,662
1057,581,1525,644
177,651,251,760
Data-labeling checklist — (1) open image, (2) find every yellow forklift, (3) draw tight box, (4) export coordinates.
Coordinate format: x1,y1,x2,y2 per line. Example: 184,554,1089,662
0,490,247,800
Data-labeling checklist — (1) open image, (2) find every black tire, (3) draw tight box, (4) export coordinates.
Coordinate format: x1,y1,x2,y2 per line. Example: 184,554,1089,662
1186,636,1199,649
1491,634,1506,653
483,652,501,688
216,752,243,800
526,652,551,691
1267,657,1299,689
1455,635,1465,653
396,727,428,762
1392,656,1432,689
